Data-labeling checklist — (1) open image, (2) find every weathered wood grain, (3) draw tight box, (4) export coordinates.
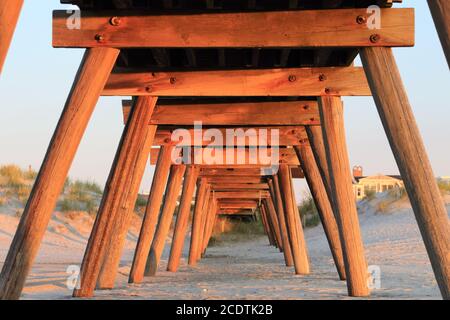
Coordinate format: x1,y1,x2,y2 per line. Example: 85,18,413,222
361,47,450,299
146,165,186,276
167,166,199,272
0,48,119,300
319,96,369,297
53,9,414,48
108,67,371,97
295,144,346,280
128,145,173,283
73,95,156,297
0,0,23,74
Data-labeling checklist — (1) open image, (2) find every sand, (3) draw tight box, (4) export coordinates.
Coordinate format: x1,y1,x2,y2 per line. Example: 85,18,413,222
0,197,448,300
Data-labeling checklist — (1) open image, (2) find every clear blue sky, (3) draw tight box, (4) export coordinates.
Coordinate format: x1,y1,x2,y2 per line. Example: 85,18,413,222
0,1,449,197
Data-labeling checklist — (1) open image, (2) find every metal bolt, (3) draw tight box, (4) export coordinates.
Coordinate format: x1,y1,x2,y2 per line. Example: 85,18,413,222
288,75,297,82
110,17,122,26
310,118,315,122
319,74,327,81
303,105,309,110
164,138,171,144
170,77,177,84
356,15,366,25
94,34,105,42
325,87,331,94
145,86,152,93
370,34,381,43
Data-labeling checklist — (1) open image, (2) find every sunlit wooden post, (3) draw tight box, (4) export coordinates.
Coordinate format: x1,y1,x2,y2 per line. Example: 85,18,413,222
278,164,310,275
295,144,346,280
202,196,218,255
188,178,208,265
361,47,450,299
167,165,199,272
197,186,212,260
0,48,119,300
128,144,174,283
319,96,369,297
263,198,283,251
260,203,275,246
96,107,158,291
72,95,157,297
269,176,294,266
0,0,23,74
146,164,186,276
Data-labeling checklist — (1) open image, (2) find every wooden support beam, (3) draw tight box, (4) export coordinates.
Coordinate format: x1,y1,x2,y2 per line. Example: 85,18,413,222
204,176,265,184
0,0,23,74
200,168,268,176
0,48,119,300
151,126,307,147
111,67,370,97
197,186,211,260
269,177,294,266
149,147,300,167
214,191,270,199
360,47,450,299
306,126,333,199
278,164,310,275
146,165,186,276
264,198,283,252
260,204,275,247
167,165,199,272
72,96,156,297
188,178,208,265
295,144,346,280
318,96,369,297
289,167,309,265
201,195,217,255
95,114,157,291
210,183,269,190
53,9,414,48
218,200,258,210
123,101,319,125
428,0,450,67
128,145,173,284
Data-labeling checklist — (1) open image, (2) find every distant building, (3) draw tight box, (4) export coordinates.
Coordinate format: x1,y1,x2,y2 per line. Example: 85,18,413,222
352,166,404,200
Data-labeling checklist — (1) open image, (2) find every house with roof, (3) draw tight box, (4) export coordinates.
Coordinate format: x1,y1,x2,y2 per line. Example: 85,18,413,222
352,166,404,200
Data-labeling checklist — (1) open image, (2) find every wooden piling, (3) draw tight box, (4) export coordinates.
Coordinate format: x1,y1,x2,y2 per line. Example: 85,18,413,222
128,145,174,283
0,0,23,74
167,165,199,272
146,165,186,276
197,186,212,260
361,47,450,299
188,178,208,265
295,144,346,280
269,177,294,266
278,164,310,275
73,95,157,297
260,203,275,246
264,198,283,251
318,96,369,297
0,48,119,300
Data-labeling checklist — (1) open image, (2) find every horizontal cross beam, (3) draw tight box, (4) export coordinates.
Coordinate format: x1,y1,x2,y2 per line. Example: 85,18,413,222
152,126,308,147
53,9,414,48
111,67,370,97
149,147,300,166
124,101,320,126
214,191,270,199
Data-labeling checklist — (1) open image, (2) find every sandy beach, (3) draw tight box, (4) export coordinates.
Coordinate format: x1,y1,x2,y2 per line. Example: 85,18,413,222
1,198,447,300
